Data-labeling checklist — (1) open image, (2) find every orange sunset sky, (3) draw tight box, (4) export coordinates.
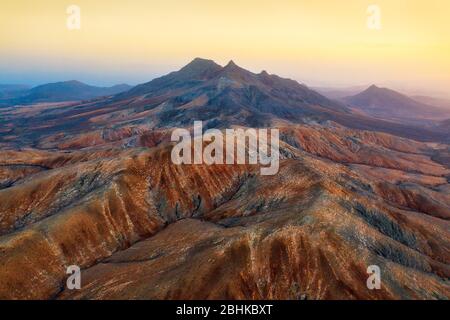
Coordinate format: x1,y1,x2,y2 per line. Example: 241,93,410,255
1,0,449,96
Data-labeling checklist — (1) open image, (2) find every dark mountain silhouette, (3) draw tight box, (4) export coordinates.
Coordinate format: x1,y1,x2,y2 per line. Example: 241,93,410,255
112,59,448,141
2,81,132,106
313,85,369,100
344,85,450,121
0,84,30,101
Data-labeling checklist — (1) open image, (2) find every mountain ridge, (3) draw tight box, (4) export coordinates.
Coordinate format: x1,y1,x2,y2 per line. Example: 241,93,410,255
112,59,449,142
0,58,449,300
344,84,450,121
0,81,132,106
1,58,449,147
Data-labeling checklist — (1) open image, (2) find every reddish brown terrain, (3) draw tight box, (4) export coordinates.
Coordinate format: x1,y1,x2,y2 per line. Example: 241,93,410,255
343,85,450,126
0,59,449,300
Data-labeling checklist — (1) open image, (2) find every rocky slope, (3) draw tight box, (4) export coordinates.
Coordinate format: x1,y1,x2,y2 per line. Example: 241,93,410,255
344,85,450,125
0,81,131,106
0,59,449,300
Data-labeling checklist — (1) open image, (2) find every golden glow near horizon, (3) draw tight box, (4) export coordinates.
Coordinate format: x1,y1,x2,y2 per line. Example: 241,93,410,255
1,0,449,94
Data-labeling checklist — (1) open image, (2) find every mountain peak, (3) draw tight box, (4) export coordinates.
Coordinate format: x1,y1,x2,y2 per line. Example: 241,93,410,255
31,80,87,90
178,58,222,79
223,60,247,72
344,84,450,120
221,60,253,79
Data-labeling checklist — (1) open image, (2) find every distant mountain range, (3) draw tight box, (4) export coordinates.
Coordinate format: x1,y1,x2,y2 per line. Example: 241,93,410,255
0,81,132,106
412,95,450,110
343,85,450,122
1,58,449,300
0,59,448,144
439,118,450,130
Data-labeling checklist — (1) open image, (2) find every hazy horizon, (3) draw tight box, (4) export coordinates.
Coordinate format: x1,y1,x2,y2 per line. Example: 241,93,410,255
1,1,450,97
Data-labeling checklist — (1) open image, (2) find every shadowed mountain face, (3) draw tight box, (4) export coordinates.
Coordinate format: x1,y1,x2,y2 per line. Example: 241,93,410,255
344,85,450,124
439,119,450,138
0,59,449,300
0,81,132,106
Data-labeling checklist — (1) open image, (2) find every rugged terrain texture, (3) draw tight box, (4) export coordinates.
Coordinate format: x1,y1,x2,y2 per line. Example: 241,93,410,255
0,81,131,107
0,59,449,300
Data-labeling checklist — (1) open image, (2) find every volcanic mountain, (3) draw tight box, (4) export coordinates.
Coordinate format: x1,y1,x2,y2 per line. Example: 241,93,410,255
0,84,30,100
344,85,450,123
0,59,448,150
1,80,132,106
0,58,449,300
